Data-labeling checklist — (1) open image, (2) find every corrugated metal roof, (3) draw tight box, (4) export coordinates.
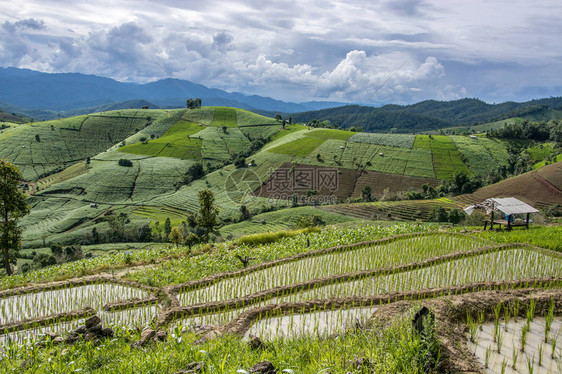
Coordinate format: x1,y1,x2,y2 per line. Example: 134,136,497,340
488,197,539,215
464,197,539,216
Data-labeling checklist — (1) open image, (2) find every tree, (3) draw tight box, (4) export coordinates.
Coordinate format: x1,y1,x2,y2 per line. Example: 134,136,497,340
184,232,199,249
239,205,251,221
296,215,325,229
168,226,183,246
164,217,172,239
197,189,219,242
186,98,202,109
361,185,372,202
0,159,30,275
448,209,464,225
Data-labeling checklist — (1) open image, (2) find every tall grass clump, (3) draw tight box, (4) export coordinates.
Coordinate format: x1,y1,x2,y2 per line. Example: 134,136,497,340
236,227,320,246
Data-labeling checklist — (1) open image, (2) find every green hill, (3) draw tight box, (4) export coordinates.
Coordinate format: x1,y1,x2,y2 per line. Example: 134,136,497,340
288,97,562,133
0,106,554,249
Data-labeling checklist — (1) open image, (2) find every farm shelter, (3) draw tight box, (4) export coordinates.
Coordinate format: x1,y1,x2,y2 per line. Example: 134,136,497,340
464,197,539,230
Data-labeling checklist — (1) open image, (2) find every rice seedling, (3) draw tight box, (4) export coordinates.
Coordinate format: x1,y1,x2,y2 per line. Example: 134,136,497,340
467,312,478,343
545,300,554,343
496,328,503,353
0,282,149,326
521,323,529,352
527,299,536,323
512,343,519,369
178,233,486,306
501,359,507,374
485,345,491,368
527,353,535,373
512,299,520,321
271,248,561,307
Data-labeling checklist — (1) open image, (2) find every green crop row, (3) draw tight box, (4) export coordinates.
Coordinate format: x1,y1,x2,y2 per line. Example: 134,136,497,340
349,133,415,148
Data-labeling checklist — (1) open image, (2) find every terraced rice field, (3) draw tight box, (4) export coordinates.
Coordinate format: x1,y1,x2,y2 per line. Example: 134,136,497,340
0,226,560,374
0,283,149,326
244,307,377,340
178,234,486,305
151,231,561,348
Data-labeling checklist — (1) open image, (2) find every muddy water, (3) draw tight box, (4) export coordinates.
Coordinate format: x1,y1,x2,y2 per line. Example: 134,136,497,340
469,317,562,373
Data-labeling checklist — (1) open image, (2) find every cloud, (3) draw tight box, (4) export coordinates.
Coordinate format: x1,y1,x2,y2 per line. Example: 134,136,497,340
384,0,428,17
2,18,45,32
212,31,233,52
0,1,560,103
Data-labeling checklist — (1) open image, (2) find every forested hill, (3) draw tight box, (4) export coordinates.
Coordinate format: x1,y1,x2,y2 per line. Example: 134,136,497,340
289,97,562,132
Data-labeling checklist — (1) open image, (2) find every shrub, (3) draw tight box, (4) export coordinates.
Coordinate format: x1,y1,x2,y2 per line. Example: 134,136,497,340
296,215,326,229
118,159,133,167
236,227,320,246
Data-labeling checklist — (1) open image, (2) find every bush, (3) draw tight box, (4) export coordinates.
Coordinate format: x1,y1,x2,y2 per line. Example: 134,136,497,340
118,159,133,167
236,227,320,246
296,215,326,229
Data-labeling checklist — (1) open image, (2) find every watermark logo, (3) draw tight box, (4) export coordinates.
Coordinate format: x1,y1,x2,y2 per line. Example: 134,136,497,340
260,166,339,205
224,168,262,205
266,167,339,193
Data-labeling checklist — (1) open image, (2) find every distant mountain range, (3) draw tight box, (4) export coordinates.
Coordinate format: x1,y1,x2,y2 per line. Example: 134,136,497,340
287,97,562,132
2,67,561,131
0,67,348,119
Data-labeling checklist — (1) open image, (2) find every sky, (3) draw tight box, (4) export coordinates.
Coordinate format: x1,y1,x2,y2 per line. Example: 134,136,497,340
1,0,561,104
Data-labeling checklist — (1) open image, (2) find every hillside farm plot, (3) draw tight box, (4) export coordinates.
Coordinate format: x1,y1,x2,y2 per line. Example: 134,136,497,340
255,163,438,202
182,108,215,126
20,198,108,243
451,135,510,176
133,206,189,223
0,110,161,180
199,126,251,161
235,109,279,126
35,161,89,192
119,120,204,160
349,133,415,148
269,129,354,157
119,109,185,146
320,198,459,221
210,107,238,127
269,124,307,142
0,283,149,326
219,206,357,238
34,156,189,205
239,124,282,140
414,135,471,180
526,142,557,162
178,234,488,305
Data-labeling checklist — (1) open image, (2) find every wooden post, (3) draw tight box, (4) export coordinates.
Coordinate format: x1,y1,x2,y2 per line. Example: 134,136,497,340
490,210,494,230
526,213,530,229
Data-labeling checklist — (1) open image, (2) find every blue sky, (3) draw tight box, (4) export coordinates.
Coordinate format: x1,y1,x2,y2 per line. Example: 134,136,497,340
1,0,561,104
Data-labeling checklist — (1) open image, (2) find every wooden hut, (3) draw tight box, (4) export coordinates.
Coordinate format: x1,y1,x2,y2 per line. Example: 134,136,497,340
464,197,539,230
